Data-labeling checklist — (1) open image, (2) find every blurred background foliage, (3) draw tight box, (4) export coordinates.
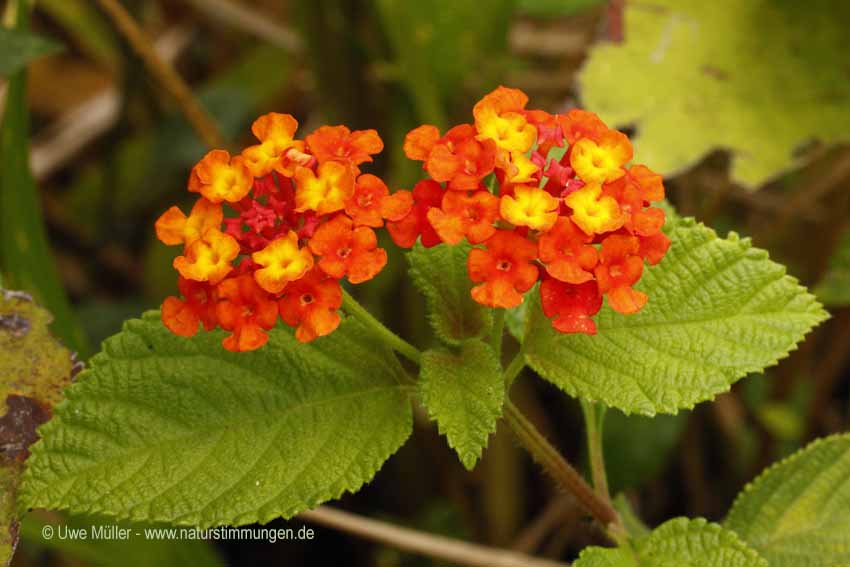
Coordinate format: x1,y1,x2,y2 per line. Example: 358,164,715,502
0,0,848,565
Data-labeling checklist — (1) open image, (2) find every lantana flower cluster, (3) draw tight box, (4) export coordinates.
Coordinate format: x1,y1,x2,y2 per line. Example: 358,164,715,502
156,113,410,351
392,86,670,334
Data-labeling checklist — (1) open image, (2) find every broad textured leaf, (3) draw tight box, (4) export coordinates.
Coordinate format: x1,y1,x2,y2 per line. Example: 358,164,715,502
814,226,850,306
419,341,503,469
580,0,850,188
576,518,766,566
0,8,87,355
20,512,223,567
20,312,413,528
408,242,492,345
523,216,827,415
1,289,75,566
725,434,850,567
574,546,637,567
0,28,62,76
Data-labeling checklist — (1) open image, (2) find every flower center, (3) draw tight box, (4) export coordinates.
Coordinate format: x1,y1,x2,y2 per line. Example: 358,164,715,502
337,247,352,258
496,260,512,271
300,293,314,306
357,193,374,208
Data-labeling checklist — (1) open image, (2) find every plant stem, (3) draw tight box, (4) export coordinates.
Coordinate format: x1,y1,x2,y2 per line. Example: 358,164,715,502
503,351,526,388
503,400,623,539
95,0,226,149
580,399,611,502
342,289,421,365
490,308,505,359
300,505,571,567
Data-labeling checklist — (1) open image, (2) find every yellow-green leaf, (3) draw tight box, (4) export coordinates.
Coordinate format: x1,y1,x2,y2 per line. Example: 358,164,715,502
580,0,850,188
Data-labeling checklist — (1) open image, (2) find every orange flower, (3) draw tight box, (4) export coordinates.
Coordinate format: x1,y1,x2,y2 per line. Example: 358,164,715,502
540,277,603,335
638,232,671,265
173,228,240,284
595,235,647,314
628,164,665,202
427,190,500,245
188,149,253,203
602,166,666,236
251,231,314,294
309,215,387,283
294,161,355,215
403,125,440,160
345,174,413,228
564,183,624,236
306,125,383,174
538,217,598,284
155,198,222,246
386,180,443,248
279,267,343,342
468,230,539,308
570,130,632,185
558,109,609,145
241,112,305,177
161,277,218,337
215,275,279,352
473,86,537,155
500,185,559,231
407,124,497,191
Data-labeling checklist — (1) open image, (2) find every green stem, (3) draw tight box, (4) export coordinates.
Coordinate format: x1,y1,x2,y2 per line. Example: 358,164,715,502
503,351,525,388
489,308,505,360
503,400,623,539
342,289,421,365
580,399,611,502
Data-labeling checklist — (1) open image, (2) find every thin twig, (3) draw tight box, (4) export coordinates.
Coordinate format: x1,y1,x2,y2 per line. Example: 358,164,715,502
181,0,301,52
299,505,571,567
94,0,226,149
511,495,575,553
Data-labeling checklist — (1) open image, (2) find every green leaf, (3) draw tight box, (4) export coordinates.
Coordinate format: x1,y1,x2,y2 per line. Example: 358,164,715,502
419,341,504,469
579,0,850,188
20,512,223,567
408,242,492,346
1,289,76,566
724,434,850,567
576,518,767,567
0,27,62,76
574,546,637,567
523,216,828,415
19,312,413,528
814,225,850,306
0,8,87,356
505,293,531,343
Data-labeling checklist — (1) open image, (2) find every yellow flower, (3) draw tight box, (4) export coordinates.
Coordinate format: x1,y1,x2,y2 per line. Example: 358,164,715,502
500,185,559,231
564,184,624,235
252,231,315,294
